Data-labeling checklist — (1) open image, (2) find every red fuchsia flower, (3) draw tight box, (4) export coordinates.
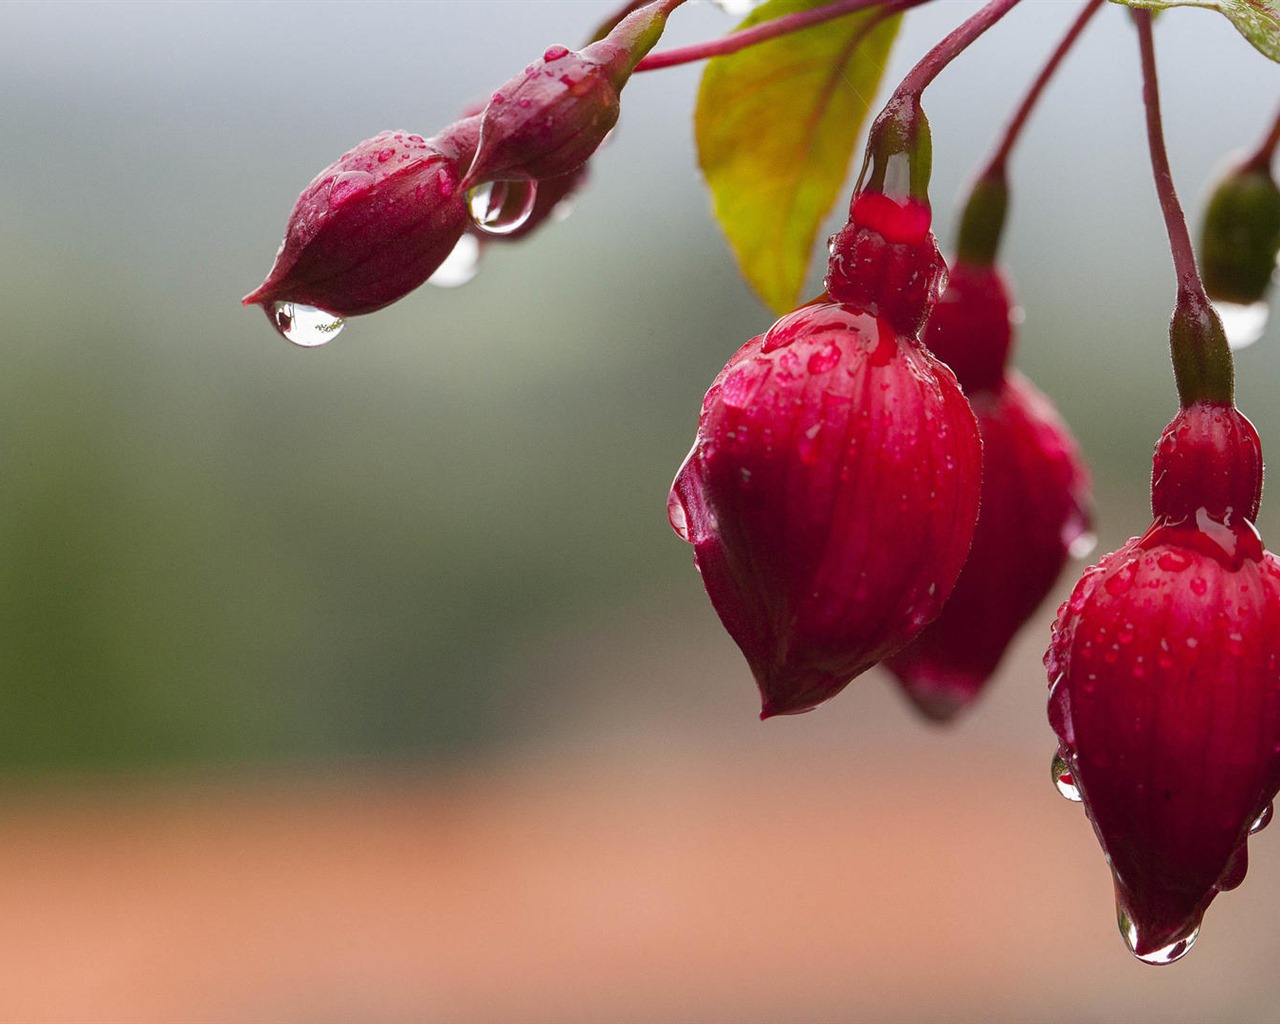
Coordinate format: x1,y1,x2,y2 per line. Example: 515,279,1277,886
462,1,676,188
1047,400,1280,964
242,116,480,327
884,260,1092,720
669,179,982,718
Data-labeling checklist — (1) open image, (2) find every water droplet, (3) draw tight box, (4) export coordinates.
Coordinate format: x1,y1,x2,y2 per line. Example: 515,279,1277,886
1068,531,1098,561
467,178,538,235
721,365,764,410
1190,576,1208,596
1250,802,1274,835
1158,550,1192,573
1051,751,1082,802
270,302,345,347
807,340,842,374
543,44,570,62
667,488,691,542
1213,299,1269,350
428,234,482,288
1104,560,1137,596
328,170,375,210
1118,907,1199,965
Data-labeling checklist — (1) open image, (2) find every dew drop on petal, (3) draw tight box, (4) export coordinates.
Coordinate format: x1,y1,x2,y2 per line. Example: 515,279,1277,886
467,178,538,236
428,234,482,288
1251,802,1274,835
1213,299,1269,350
1118,907,1199,966
271,302,345,348
806,340,842,374
1050,751,1082,802
328,170,376,210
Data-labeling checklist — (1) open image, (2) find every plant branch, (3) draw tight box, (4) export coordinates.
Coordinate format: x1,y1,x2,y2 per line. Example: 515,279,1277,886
634,0,901,71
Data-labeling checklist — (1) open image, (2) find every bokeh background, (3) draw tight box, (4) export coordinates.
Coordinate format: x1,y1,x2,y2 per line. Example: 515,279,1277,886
2,0,1279,1019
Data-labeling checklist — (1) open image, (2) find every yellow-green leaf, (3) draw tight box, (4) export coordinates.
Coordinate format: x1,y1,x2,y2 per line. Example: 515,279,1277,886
1111,0,1280,61
696,1,902,313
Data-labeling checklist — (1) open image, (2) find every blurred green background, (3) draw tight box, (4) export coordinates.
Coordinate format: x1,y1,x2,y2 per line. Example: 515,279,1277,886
2,2,1280,1019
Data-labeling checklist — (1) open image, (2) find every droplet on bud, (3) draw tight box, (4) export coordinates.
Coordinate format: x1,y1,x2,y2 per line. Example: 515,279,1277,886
467,178,538,236
428,234,482,288
1213,299,1269,350
271,301,345,347
1051,751,1082,802
1250,802,1274,835
1118,907,1199,966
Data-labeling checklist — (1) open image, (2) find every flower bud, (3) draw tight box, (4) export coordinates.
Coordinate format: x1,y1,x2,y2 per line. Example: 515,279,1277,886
1047,402,1280,964
243,117,480,322
669,301,981,718
885,263,1092,720
463,1,672,186
1199,160,1280,307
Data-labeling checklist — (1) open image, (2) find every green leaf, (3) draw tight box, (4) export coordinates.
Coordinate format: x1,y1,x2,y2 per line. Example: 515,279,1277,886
696,1,902,314
1110,0,1280,61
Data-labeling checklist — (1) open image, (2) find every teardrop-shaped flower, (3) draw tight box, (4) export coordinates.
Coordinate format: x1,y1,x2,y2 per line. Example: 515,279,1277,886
1047,401,1280,964
886,262,1092,719
670,300,980,717
242,118,479,321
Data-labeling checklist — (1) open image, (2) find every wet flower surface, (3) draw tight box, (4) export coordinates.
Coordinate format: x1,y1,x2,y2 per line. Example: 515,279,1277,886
1048,402,1280,963
888,262,1092,720
243,119,480,325
670,299,981,718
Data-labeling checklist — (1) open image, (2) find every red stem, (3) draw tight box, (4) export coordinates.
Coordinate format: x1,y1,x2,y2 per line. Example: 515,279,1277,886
979,0,1104,181
1243,101,1280,174
1134,10,1233,407
634,0,893,71
890,0,1023,102
1135,11,1198,294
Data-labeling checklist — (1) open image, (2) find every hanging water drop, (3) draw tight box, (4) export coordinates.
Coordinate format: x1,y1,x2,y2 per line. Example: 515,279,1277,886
1250,802,1274,835
1117,907,1199,965
467,178,538,236
1051,751,1082,802
428,234,482,288
1213,299,1269,350
271,301,345,347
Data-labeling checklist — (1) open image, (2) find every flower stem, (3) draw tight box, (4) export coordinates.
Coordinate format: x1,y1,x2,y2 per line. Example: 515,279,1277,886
1134,10,1233,407
979,0,1104,181
889,0,1023,101
634,0,904,72
955,0,1102,264
855,0,1022,205
1243,101,1280,174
